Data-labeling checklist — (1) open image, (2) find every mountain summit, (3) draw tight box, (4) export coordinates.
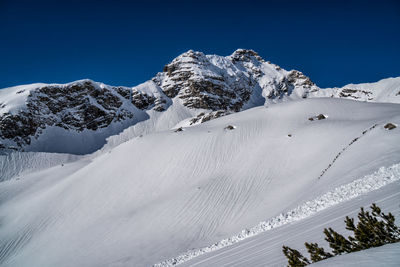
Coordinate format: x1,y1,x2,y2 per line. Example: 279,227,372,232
0,49,399,153
153,49,318,111
0,50,400,267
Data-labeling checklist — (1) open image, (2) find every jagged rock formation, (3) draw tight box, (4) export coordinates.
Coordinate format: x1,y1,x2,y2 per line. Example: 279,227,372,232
0,80,136,147
0,80,163,150
189,110,230,125
131,80,170,112
153,49,320,111
153,50,253,111
1,49,399,153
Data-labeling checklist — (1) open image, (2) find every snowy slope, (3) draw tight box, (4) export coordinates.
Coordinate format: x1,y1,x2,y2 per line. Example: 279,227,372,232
0,151,83,182
1,98,399,267
311,242,400,267
164,164,400,266
311,77,400,103
0,83,46,114
178,180,400,267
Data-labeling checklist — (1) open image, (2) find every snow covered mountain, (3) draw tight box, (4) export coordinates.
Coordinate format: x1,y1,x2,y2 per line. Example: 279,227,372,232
0,79,165,154
2,49,398,154
312,77,400,103
0,49,399,267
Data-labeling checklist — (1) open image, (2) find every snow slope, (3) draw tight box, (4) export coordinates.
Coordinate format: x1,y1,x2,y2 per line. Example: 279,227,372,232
311,242,400,267
311,77,400,103
0,151,83,182
163,164,400,266
0,83,46,114
175,172,400,267
1,98,399,267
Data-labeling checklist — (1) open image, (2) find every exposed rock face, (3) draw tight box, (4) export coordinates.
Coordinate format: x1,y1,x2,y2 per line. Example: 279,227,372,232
308,114,327,121
384,123,397,130
2,49,396,153
0,80,137,147
0,112,38,147
131,89,156,110
332,88,374,100
153,49,320,112
285,70,319,98
224,125,235,130
0,49,323,152
230,49,264,63
153,50,253,111
190,110,230,125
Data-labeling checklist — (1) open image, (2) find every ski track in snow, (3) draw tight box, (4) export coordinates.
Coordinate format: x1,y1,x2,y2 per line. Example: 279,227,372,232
154,163,400,266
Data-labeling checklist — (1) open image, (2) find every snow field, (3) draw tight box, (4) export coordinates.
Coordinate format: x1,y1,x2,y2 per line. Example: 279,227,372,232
0,98,399,267
0,151,83,182
180,181,400,267
156,164,400,266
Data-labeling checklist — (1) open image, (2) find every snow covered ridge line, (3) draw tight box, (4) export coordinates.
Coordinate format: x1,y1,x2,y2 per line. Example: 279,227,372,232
154,163,400,266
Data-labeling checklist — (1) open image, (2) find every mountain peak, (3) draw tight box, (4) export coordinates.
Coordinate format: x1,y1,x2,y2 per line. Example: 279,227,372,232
1,49,399,154
229,49,264,62
180,49,206,58
169,50,207,65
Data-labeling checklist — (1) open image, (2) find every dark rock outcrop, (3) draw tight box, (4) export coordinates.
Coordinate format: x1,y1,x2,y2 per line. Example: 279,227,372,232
0,80,135,147
384,123,397,130
0,49,326,152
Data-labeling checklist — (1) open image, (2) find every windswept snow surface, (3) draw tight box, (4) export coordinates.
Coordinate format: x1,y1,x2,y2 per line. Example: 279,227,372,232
0,151,82,182
158,164,400,266
310,242,400,267
179,181,400,267
99,97,201,153
0,98,400,267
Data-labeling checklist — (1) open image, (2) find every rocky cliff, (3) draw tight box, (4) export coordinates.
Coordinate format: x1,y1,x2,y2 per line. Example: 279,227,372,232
1,49,398,153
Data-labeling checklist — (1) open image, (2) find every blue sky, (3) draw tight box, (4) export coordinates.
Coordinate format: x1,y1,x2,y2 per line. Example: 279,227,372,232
1,0,399,88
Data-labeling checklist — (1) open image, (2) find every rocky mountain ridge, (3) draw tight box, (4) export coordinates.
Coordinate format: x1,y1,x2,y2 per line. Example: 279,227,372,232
1,49,399,153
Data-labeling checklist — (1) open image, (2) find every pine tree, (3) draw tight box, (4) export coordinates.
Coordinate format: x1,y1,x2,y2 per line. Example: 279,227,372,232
282,246,310,267
323,227,354,255
345,203,400,249
371,204,400,241
304,242,333,262
283,204,400,266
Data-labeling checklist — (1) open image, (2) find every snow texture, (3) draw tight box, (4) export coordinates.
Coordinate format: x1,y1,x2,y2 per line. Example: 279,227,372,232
179,180,400,267
155,164,400,266
310,242,400,267
0,98,399,267
0,151,82,182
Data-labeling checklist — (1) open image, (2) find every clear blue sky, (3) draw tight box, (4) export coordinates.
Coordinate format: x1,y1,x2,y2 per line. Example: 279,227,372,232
1,0,399,88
